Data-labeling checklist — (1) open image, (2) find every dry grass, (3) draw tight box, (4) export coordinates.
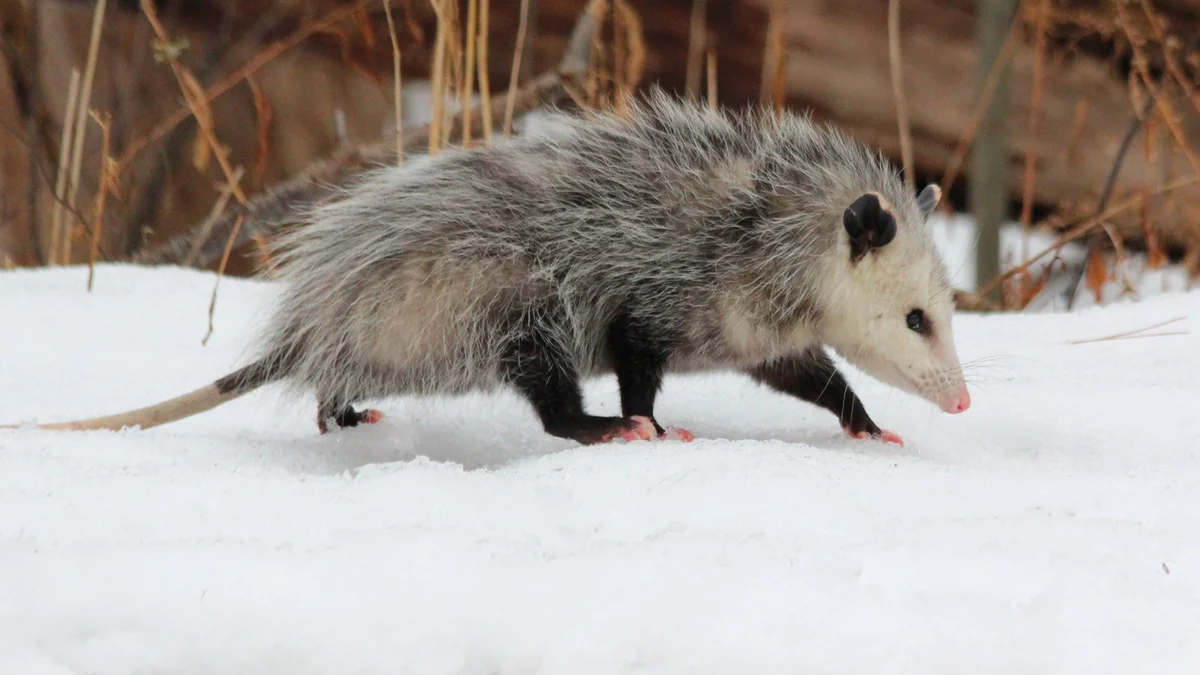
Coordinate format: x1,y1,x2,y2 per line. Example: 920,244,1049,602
86,109,114,291
887,0,914,188
5,0,1200,319
502,0,530,136
48,68,80,266
382,0,404,163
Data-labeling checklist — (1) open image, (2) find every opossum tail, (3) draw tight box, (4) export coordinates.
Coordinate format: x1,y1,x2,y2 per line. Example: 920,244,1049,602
0,357,280,432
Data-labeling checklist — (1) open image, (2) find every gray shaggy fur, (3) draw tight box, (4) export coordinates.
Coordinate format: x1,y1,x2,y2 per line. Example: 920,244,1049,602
256,89,942,403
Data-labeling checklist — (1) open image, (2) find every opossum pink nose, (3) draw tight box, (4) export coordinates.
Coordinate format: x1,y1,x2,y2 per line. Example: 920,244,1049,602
941,385,971,414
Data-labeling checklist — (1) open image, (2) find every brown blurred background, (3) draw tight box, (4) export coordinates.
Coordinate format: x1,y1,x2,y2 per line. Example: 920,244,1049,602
1,0,1198,306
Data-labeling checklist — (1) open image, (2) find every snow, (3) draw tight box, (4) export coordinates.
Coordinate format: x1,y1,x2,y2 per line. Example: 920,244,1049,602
3,241,1200,673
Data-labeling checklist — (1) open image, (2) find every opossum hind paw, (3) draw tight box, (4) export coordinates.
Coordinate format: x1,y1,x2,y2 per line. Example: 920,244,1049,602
658,425,695,442
317,406,386,434
843,426,904,446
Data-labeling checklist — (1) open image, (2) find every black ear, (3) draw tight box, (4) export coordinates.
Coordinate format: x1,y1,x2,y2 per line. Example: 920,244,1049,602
842,193,897,263
917,183,942,217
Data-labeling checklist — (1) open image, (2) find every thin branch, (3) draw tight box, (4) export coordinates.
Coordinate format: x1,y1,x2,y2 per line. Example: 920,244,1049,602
62,0,109,266
202,214,245,347
686,0,708,100
87,110,113,291
140,0,247,208
462,0,480,147
182,166,245,267
49,69,81,266
1064,93,1157,308
706,39,717,112
504,0,532,136
113,0,369,178
0,109,111,261
1115,2,1200,177
1019,0,1050,228
938,11,1022,197
1140,0,1200,119
134,2,603,270
477,0,494,146
1064,35,1198,309
1067,316,1188,344
887,0,914,187
428,0,449,155
978,172,1200,298
382,0,404,163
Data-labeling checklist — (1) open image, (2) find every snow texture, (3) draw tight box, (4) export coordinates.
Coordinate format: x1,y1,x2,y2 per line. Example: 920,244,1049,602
2,218,1199,674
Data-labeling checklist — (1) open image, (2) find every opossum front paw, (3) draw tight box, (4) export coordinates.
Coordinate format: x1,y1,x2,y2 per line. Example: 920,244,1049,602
658,426,695,442
607,415,660,443
843,426,904,446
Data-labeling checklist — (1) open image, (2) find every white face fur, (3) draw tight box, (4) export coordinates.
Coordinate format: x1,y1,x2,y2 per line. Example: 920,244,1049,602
817,184,972,415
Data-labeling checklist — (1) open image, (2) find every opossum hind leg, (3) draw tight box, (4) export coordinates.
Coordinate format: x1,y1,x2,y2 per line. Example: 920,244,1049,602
316,398,385,434
502,318,658,445
607,312,695,442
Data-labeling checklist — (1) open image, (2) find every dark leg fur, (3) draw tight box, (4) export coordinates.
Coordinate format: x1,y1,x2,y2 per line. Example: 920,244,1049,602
502,310,657,445
746,346,884,439
606,312,670,435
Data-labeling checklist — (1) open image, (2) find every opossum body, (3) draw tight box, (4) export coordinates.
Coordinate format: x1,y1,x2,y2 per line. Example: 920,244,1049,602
6,90,971,445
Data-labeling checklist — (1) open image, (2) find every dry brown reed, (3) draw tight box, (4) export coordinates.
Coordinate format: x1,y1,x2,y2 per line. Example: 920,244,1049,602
86,110,113,291
504,0,531,135
382,0,404,163
114,0,369,177
476,0,494,146
887,0,914,188
48,68,80,266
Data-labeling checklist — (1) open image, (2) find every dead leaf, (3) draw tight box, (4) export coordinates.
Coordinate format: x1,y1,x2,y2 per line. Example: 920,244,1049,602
353,5,377,48
1085,244,1110,302
179,69,215,171
246,75,274,189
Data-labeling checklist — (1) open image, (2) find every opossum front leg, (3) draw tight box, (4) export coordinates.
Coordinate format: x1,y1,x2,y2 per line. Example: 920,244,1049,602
745,347,904,446
606,313,695,442
502,321,660,445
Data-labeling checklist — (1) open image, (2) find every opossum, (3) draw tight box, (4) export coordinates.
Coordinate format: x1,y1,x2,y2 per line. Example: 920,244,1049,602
3,88,971,446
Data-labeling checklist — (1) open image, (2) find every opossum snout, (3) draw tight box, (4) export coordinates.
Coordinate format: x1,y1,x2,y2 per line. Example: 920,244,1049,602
937,383,971,414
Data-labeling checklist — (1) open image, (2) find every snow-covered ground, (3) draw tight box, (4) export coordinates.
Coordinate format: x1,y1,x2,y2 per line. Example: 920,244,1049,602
2,225,1199,673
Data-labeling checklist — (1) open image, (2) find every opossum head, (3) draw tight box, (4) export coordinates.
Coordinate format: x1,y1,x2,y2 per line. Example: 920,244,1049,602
816,183,971,415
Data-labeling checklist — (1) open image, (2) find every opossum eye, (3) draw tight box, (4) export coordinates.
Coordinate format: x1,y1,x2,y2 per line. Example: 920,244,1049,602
906,309,929,335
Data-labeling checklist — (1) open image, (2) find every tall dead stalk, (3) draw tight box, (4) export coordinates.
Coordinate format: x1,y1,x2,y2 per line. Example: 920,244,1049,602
382,0,404,163
202,214,245,346
1017,0,1051,272
504,0,532,135
686,0,708,100
706,42,717,111
86,110,113,291
114,0,369,177
141,0,247,205
887,0,914,187
49,69,81,266
428,0,449,154
462,0,480,146
477,0,494,145
62,0,108,266
1115,1,1200,178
